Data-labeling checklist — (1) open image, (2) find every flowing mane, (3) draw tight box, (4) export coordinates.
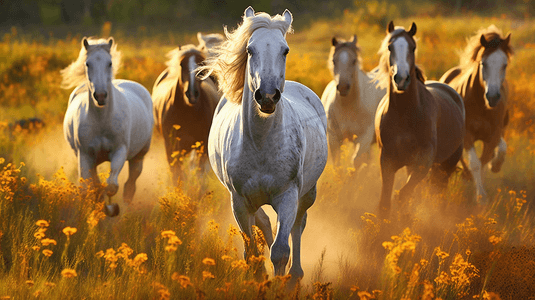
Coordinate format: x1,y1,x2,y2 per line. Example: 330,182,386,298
376,28,425,90
165,44,206,78
60,37,122,90
327,38,362,76
199,11,293,103
460,24,514,69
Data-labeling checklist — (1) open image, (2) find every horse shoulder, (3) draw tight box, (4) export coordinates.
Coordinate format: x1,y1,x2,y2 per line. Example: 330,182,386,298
284,80,327,129
114,79,152,111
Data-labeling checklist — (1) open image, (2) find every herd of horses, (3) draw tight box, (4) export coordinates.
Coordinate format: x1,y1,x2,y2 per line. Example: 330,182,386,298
59,6,512,283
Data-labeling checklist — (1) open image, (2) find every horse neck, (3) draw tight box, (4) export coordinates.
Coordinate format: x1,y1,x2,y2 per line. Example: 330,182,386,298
241,77,282,149
467,63,487,107
86,81,115,119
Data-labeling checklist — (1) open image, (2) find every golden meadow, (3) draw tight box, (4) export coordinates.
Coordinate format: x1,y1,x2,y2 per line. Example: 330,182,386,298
2,6,535,300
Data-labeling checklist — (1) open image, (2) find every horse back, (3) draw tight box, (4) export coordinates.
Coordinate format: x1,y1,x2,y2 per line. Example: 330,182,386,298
425,81,465,162
439,67,462,85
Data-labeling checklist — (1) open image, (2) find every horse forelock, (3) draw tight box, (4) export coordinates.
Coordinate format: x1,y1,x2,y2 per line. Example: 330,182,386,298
166,45,206,79
198,11,293,104
60,38,121,90
328,41,362,76
376,29,423,89
460,25,513,69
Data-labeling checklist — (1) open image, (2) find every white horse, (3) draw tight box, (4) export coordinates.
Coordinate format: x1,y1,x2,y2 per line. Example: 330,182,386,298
321,35,385,168
202,7,328,282
61,37,153,216
197,32,225,59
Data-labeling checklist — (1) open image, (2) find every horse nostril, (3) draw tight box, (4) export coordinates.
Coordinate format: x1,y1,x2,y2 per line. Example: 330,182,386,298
254,89,262,101
393,74,400,84
274,89,281,101
93,92,98,100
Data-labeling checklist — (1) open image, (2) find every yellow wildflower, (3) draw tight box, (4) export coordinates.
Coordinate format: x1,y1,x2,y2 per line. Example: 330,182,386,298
95,250,104,258
25,280,34,286
133,253,148,266
221,255,232,261
61,268,77,278
62,227,77,236
32,246,40,251
202,257,216,266
44,282,56,288
161,230,176,239
202,271,215,281
34,231,46,240
168,236,182,245
35,220,49,228
40,238,57,246
42,249,53,257
165,245,177,252
177,275,192,288
489,235,502,245
231,259,249,270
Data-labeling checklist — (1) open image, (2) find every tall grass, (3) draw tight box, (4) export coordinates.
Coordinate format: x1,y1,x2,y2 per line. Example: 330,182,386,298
1,8,535,299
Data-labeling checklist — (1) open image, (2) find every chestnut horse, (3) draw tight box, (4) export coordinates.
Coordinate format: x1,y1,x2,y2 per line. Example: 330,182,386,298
375,22,465,215
440,25,512,202
152,45,219,182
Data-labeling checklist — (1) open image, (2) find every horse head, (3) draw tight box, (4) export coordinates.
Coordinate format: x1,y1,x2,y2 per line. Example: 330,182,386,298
386,21,417,92
245,6,292,114
331,35,358,97
479,33,511,107
180,50,205,106
83,37,113,107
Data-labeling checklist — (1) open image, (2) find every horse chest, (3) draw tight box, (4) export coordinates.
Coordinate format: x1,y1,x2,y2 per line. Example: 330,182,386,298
228,145,300,204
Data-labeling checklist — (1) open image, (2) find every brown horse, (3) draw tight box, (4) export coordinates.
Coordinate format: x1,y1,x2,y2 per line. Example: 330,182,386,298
440,25,512,202
375,21,465,215
152,45,219,182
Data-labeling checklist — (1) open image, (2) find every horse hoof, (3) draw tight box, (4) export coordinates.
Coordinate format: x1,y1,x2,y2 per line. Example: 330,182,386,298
104,203,120,217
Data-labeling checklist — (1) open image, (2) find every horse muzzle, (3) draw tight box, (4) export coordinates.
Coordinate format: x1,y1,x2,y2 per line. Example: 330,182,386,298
254,88,281,114
485,92,501,108
93,91,108,107
337,83,350,97
393,73,411,91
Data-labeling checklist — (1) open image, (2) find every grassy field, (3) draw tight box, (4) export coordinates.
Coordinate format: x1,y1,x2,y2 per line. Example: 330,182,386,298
1,6,535,299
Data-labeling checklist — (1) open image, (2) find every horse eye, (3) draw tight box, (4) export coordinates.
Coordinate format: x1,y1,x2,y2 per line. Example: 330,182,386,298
352,59,357,65
246,47,252,55
85,62,89,67
388,44,393,51
283,48,289,56
108,62,112,67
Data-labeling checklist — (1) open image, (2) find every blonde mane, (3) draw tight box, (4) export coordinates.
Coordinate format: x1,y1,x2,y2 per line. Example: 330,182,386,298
199,11,293,103
60,38,122,90
460,24,513,69
165,44,205,78
376,28,425,89
327,39,362,76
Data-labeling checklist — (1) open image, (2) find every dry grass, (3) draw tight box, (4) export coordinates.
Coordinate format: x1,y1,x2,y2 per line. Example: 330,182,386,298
1,9,535,299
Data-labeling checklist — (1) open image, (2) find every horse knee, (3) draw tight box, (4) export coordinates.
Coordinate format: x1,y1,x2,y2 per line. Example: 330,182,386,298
105,183,119,197
270,242,290,276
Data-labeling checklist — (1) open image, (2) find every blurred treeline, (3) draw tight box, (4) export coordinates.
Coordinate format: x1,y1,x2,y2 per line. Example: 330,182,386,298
3,0,535,30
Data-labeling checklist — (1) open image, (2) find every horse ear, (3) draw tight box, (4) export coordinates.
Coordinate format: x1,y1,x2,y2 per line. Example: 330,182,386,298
350,34,357,44
244,6,255,18
503,32,511,45
408,22,417,36
332,37,338,46
283,9,293,26
107,37,114,48
480,34,489,47
82,37,89,50
387,21,395,33
197,32,204,43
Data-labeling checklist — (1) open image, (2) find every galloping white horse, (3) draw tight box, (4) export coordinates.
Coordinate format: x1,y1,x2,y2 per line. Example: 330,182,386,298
202,7,328,281
61,37,153,216
321,35,385,168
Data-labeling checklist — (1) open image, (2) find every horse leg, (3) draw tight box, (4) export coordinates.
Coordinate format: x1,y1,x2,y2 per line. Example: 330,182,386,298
288,185,316,284
430,145,463,191
254,207,274,249
231,192,256,260
399,156,432,205
491,137,507,173
328,133,340,166
351,126,374,170
467,146,486,202
271,188,299,276
379,154,397,217
106,146,127,197
123,158,143,204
